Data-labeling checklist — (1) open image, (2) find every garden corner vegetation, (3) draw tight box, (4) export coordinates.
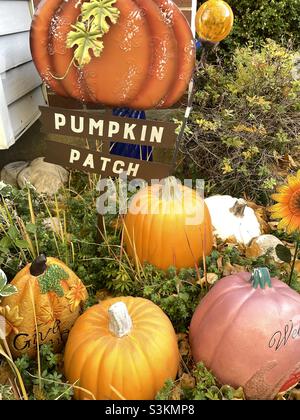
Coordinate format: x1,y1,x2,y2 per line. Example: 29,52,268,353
0,0,300,402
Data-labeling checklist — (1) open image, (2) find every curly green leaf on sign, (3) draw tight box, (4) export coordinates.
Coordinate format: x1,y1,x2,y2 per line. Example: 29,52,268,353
81,0,120,33
66,0,120,67
66,22,104,67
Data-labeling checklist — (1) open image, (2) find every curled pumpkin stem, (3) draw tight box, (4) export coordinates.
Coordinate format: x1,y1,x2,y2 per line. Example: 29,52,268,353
48,57,76,81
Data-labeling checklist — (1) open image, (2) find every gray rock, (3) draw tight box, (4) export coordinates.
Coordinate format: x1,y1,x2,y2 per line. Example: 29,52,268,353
17,157,69,195
1,161,28,187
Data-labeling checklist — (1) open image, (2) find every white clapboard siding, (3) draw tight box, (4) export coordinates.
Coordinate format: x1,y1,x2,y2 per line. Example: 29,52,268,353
2,61,42,106
8,87,44,139
0,1,32,36
0,32,32,73
0,0,46,149
0,82,14,149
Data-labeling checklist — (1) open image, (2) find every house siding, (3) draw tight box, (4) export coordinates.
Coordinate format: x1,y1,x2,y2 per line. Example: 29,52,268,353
0,0,46,150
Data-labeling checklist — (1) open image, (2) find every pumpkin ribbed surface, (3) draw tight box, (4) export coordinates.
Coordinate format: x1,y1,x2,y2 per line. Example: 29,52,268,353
64,296,179,400
124,180,213,270
189,271,300,400
30,0,195,109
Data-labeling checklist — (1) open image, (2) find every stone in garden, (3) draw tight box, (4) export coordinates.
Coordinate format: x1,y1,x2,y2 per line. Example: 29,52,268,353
0,162,28,187
17,157,69,195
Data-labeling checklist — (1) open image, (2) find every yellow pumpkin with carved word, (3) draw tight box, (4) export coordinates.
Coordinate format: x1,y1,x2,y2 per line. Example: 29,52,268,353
1,255,88,358
196,0,234,44
124,177,213,270
64,297,179,400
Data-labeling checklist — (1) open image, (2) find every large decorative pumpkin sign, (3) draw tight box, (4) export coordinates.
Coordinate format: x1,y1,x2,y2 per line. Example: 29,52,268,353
64,296,179,400
1,255,88,358
30,0,196,109
189,268,300,400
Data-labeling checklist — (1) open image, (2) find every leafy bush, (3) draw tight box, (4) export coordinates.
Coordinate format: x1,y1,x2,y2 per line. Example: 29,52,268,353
15,344,73,400
156,363,245,400
224,0,300,51
181,40,300,204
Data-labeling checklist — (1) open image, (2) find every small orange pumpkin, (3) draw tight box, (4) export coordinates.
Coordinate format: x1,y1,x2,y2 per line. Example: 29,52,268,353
1,255,88,358
196,0,234,44
124,177,213,270
64,296,179,400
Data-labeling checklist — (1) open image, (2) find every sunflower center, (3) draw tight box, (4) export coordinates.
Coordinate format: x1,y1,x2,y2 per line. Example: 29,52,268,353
289,191,300,216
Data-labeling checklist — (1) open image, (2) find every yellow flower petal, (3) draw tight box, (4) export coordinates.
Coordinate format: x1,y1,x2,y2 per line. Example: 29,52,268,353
271,193,291,203
277,185,291,194
277,216,292,230
287,175,300,191
286,215,300,234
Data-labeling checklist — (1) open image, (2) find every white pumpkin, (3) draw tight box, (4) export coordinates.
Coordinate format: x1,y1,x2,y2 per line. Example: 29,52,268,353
205,195,261,245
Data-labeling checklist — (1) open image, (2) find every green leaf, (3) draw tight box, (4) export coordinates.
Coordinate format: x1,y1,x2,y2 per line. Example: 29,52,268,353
0,270,17,297
7,226,19,240
0,284,18,297
0,269,7,289
0,237,12,249
15,239,29,250
275,244,292,264
81,0,120,33
66,21,104,67
26,223,37,234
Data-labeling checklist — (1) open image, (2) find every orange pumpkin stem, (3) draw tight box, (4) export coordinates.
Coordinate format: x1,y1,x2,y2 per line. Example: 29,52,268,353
108,302,133,338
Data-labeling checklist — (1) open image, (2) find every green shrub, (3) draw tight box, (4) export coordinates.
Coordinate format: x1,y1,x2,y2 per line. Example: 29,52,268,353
181,40,300,203
218,0,300,51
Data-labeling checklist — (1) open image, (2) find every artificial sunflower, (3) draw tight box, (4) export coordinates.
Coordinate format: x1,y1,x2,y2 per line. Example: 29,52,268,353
270,170,300,234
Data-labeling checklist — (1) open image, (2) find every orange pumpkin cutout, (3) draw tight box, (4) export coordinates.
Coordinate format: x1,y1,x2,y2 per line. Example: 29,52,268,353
1,255,88,358
30,0,196,109
64,297,179,400
124,177,213,270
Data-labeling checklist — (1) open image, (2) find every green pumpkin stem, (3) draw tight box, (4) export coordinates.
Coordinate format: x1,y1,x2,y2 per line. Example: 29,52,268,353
30,254,47,276
251,267,272,289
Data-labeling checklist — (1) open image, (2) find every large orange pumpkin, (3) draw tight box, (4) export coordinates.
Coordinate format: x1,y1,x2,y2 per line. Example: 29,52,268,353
64,296,179,400
189,268,300,400
30,0,195,109
1,255,88,358
195,0,234,43
124,177,213,270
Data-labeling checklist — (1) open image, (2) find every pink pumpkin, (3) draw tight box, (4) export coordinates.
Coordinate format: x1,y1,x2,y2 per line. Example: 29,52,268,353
189,268,300,400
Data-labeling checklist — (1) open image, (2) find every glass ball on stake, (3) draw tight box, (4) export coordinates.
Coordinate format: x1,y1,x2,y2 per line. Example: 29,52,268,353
195,0,234,47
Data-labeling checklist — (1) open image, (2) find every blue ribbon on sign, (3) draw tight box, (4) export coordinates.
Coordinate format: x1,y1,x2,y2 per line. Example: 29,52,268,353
196,39,202,51
110,108,153,161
